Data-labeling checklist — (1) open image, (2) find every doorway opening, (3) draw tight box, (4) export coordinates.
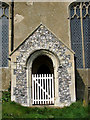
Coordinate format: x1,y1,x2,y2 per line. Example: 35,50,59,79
32,55,54,105
32,55,54,74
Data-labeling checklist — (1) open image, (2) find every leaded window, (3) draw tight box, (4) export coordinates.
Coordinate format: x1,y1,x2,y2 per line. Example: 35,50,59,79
70,2,90,68
0,2,9,67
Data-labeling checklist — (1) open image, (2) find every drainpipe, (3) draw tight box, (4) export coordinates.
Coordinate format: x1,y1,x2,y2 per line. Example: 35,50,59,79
11,0,14,51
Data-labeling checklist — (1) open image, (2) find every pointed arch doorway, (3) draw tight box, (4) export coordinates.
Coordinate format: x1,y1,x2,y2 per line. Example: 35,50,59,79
27,50,59,106
32,55,54,105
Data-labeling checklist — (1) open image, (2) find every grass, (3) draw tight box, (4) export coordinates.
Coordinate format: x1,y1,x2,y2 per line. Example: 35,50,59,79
2,91,90,119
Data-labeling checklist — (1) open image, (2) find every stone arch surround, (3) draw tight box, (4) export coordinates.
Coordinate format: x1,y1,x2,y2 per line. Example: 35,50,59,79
11,24,76,107
26,49,59,106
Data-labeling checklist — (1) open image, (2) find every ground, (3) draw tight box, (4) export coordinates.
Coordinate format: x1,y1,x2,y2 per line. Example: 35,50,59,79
1,91,90,119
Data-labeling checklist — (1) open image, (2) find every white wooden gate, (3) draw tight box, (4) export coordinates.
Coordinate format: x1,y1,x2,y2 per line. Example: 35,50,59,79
32,74,54,105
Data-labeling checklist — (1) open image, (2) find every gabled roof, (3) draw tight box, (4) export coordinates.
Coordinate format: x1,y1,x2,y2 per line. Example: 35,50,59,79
10,23,75,56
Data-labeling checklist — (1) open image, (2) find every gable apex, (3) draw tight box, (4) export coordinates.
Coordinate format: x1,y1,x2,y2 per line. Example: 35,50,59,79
10,23,74,56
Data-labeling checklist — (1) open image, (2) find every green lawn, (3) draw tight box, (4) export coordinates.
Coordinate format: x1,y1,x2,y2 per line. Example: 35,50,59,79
2,91,90,119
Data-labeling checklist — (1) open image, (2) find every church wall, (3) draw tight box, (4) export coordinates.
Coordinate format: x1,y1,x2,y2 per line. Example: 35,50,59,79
14,2,70,49
13,2,90,104
76,69,90,103
1,1,89,104
1,68,11,90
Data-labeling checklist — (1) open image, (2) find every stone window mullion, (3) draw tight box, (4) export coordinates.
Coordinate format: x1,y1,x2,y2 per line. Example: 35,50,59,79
80,2,85,68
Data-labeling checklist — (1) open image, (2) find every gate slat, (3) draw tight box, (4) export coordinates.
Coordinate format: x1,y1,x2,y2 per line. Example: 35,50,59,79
47,78,49,104
32,75,34,104
35,74,36,104
45,74,46,104
49,75,51,104
42,75,44,104
37,77,39,104
52,74,54,104
40,74,41,104
32,75,33,104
